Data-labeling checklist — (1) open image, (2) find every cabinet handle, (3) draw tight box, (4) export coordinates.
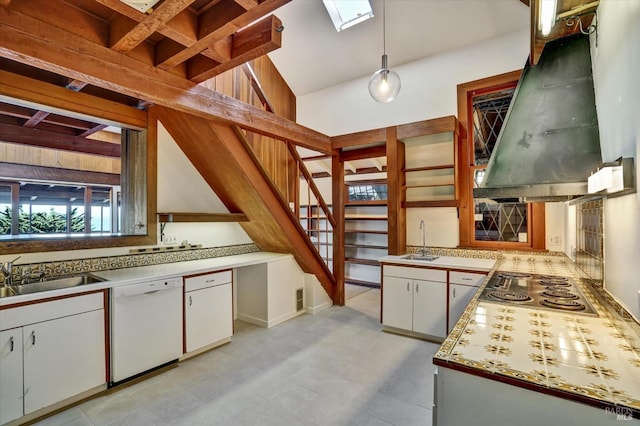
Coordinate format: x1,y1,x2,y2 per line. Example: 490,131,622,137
453,288,456,298
462,277,472,281
406,282,410,292
416,283,419,293
9,336,14,352
189,295,192,306
205,278,216,283
31,331,36,345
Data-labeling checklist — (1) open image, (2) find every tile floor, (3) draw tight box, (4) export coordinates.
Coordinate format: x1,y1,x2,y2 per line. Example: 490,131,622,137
34,286,439,426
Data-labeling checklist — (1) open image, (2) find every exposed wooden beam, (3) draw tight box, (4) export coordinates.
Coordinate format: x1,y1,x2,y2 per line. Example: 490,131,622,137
370,157,383,171
0,122,122,157
396,116,458,140
156,0,289,69
339,145,386,162
0,71,147,130
157,212,249,222
65,79,88,92
344,161,356,174
233,0,258,9
0,7,330,152
110,0,196,53
331,128,386,149
0,162,120,185
188,15,282,82
78,124,108,138
0,102,101,132
22,110,49,128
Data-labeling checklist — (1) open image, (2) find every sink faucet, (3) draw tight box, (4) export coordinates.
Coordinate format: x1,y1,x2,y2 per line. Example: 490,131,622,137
1,256,21,287
419,220,427,256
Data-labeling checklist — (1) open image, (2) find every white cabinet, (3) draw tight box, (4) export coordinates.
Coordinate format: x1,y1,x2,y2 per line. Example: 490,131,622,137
382,266,447,340
184,270,233,354
448,271,487,333
0,292,106,424
0,328,23,425
23,309,105,414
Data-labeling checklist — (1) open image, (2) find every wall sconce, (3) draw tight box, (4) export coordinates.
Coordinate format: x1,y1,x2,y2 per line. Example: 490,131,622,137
587,157,636,197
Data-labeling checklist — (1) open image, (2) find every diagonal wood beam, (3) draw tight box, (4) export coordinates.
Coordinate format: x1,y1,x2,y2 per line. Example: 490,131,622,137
0,122,121,157
188,15,282,83
22,110,49,128
155,0,289,70
110,0,196,53
78,124,108,138
0,6,331,153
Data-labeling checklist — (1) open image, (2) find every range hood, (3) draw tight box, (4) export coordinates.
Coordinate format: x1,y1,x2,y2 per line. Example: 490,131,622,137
474,35,602,202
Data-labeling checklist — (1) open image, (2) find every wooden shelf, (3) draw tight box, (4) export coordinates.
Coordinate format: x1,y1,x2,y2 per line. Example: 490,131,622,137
158,212,248,222
344,229,388,234
345,201,387,206
345,277,380,287
344,215,388,220
345,257,380,266
403,200,459,208
403,164,454,173
344,243,388,249
402,183,454,189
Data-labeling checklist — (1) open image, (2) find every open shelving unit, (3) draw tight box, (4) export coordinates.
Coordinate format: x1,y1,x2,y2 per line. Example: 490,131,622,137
299,204,333,270
344,202,388,288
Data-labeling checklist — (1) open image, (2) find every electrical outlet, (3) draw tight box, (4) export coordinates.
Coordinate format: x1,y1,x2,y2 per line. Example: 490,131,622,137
164,234,177,244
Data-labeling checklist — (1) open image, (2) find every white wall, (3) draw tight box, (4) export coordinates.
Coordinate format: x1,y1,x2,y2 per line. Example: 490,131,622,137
590,0,640,319
297,28,529,136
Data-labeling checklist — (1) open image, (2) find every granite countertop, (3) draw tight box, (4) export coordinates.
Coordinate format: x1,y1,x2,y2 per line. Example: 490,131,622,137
434,254,640,416
0,252,291,307
379,254,496,271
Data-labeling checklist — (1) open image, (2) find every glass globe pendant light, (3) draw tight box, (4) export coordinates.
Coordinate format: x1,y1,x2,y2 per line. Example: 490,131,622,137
368,0,400,102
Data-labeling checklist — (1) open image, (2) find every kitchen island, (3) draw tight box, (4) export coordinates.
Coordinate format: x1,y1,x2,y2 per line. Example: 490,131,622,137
433,254,640,425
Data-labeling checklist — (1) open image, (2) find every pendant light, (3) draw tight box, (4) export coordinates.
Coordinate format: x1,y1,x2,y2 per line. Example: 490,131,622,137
368,0,400,103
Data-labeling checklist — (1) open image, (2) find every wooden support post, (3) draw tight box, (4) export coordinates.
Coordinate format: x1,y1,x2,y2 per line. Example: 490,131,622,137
332,151,345,306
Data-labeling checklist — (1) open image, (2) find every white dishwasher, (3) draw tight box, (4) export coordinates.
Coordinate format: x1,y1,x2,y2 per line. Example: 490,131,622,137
110,276,183,385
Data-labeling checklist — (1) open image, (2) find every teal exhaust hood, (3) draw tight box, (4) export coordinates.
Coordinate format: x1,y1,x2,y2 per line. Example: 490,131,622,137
474,35,602,202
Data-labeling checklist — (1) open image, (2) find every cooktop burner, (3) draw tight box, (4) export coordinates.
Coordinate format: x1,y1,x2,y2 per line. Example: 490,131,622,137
540,289,578,299
540,298,586,311
487,291,533,302
479,271,597,316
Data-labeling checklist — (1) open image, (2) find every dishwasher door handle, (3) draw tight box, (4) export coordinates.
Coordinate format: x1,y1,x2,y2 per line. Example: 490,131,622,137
143,290,161,295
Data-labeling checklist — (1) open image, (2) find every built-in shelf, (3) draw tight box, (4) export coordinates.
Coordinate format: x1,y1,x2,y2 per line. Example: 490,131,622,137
158,212,249,222
402,200,459,208
345,277,380,287
344,243,388,249
344,215,388,220
345,258,380,266
403,164,454,173
344,229,388,234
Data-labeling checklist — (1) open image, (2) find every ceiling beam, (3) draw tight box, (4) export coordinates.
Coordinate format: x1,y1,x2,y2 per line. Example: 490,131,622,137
0,122,121,157
109,0,196,53
65,79,88,92
188,15,282,82
78,124,109,138
0,101,105,131
155,0,289,70
0,6,331,152
370,157,383,171
22,110,50,128
0,161,120,185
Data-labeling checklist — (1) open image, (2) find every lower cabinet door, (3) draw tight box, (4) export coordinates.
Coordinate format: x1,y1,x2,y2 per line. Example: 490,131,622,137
23,310,106,414
0,328,24,425
448,284,478,333
382,276,413,330
185,283,232,353
412,279,447,338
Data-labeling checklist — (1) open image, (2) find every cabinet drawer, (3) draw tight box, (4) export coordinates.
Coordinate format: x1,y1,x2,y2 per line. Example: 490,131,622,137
449,271,486,287
184,270,232,292
0,292,104,331
383,265,446,282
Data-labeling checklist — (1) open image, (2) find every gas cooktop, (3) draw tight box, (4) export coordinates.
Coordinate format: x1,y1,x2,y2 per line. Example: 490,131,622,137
478,271,598,316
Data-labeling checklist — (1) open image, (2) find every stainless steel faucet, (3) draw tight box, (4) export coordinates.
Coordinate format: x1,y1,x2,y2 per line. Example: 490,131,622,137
419,220,426,256
1,256,21,287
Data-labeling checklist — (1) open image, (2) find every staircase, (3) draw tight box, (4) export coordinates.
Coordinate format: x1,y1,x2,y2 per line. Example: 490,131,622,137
153,106,338,302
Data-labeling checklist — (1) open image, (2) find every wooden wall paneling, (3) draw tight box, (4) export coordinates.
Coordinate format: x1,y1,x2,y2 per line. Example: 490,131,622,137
386,126,406,255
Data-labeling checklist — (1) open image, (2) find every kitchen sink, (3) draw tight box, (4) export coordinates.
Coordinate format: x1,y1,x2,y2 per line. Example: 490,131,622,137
0,274,106,298
401,254,440,262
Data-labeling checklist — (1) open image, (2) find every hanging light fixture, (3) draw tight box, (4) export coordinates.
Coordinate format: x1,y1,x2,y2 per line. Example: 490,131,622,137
368,0,400,102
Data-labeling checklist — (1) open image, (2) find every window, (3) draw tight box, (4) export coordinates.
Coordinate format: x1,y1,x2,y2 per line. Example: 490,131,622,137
457,71,545,249
346,181,388,203
0,182,117,237
322,0,374,32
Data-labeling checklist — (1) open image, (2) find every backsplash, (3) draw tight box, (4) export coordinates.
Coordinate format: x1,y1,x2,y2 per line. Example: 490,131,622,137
405,246,565,260
6,243,260,282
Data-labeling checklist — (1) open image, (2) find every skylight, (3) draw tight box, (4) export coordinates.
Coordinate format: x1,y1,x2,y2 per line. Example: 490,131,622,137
322,0,374,32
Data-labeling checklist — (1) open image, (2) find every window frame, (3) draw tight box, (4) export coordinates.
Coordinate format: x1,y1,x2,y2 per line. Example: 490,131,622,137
457,70,546,250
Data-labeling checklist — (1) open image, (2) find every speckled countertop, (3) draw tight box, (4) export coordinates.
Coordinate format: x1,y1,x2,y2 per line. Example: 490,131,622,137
434,254,640,416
